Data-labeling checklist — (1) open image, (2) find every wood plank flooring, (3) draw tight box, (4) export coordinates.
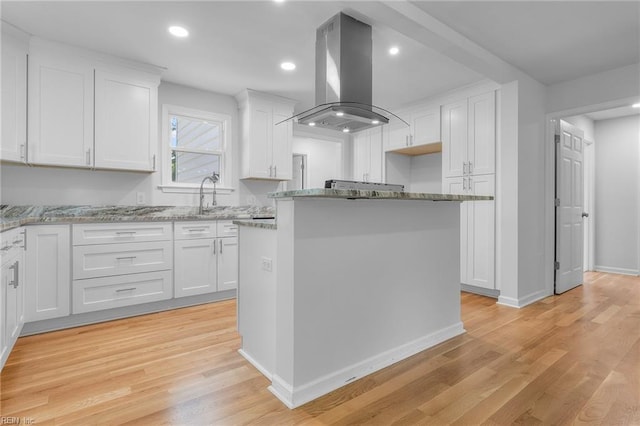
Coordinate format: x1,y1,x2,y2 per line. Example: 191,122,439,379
1,271,639,425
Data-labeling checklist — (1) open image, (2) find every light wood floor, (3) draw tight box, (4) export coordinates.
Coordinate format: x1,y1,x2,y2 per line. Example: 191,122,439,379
2,272,639,425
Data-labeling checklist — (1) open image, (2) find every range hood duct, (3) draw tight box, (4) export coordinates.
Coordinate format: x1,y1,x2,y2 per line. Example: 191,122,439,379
285,12,406,133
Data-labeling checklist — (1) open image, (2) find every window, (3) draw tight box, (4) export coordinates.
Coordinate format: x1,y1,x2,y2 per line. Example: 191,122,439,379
161,105,232,192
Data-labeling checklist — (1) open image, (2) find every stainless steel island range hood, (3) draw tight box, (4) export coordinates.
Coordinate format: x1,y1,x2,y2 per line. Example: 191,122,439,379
283,12,406,133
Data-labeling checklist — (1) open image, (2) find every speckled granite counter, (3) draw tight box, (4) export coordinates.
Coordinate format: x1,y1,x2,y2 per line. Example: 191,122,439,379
268,188,493,201
233,219,277,230
0,205,275,232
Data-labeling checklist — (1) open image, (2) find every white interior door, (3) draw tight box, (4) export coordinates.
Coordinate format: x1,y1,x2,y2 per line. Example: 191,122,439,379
555,120,585,294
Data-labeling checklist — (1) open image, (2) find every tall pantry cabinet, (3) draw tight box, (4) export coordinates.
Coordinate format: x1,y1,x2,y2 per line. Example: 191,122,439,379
441,91,496,292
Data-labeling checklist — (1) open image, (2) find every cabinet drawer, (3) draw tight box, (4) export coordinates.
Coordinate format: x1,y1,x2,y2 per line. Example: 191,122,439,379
217,221,238,238
72,270,172,314
73,222,172,245
174,221,216,240
73,241,172,279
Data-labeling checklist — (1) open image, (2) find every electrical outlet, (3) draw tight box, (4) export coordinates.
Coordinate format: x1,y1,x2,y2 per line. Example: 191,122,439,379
136,192,146,205
261,257,272,272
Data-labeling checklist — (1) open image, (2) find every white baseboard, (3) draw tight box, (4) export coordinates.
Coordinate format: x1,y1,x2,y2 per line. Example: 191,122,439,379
594,265,640,276
268,322,465,409
461,283,500,298
498,288,550,308
238,349,272,381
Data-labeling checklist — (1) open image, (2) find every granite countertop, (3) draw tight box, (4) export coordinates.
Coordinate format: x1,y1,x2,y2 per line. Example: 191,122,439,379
233,218,277,230
0,205,275,232
268,188,494,201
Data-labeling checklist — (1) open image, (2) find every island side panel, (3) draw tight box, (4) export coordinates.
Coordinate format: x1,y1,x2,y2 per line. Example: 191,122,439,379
237,225,277,379
290,198,463,400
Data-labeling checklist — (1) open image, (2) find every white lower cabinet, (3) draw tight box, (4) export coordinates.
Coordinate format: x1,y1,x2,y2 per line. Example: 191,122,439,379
174,221,238,296
174,239,217,297
1,227,26,369
444,174,495,290
71,222,173,314
73,270,172,314
25,225,71,321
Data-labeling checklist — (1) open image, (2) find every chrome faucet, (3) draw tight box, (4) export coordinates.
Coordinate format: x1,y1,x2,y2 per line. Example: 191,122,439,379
199,172,220,214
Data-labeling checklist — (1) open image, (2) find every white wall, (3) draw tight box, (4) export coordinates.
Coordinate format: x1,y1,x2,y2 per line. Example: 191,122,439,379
547,63,640,115
291,136,343,189
409,153,442,193
594,114,640,275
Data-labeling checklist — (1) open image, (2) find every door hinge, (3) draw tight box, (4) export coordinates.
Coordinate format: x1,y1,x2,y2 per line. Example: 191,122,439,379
554,134,560,144
554,261,560,270
554,198,560,207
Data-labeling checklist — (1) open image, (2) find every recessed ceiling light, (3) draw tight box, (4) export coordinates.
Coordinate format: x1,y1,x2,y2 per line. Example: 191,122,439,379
371,120,380,125
281,62,296,71
274,0,285,3
336,111,344,116
389,46,399,55
632,103,640,108
342,128,350,133
308,122,316,127
168,26,189,38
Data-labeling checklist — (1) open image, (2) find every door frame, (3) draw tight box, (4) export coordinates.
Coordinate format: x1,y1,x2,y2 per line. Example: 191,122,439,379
583,138,595,272
543,95,640,294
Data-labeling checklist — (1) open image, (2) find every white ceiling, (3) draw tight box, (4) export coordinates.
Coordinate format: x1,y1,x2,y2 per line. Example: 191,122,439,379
585,105,640,121
2,1,638,115
413,1,640,86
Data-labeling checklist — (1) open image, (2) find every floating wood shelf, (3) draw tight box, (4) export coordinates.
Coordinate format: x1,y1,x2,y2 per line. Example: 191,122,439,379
390,142,442,156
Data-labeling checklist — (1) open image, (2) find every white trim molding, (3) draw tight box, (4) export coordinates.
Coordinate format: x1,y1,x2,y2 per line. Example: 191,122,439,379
497,289,550,309
268,323,465,409
594,266,640,276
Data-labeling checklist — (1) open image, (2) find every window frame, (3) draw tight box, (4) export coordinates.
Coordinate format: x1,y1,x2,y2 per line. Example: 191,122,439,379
159,104,233,193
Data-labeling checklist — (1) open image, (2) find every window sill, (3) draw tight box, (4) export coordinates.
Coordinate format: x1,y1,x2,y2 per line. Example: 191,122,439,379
158,185,235,194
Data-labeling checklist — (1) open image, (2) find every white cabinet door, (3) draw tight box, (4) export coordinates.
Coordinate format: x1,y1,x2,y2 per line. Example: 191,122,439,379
368,127,383,183
353,131,369,181
94,69,158,171
218,237,238,291
25,225,71,322
174,239,217,297
28,53,94,167
443,176,465,195
272,108,293,180
467,92,495,176
384,114,410,151
1,32,28,163
248,101,272,179
441,99,468,178
411,106,440,146
465,175,495,289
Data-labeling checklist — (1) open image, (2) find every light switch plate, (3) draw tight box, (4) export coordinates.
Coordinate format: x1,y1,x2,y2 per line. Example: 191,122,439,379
136,192,146,205
261,257,272,272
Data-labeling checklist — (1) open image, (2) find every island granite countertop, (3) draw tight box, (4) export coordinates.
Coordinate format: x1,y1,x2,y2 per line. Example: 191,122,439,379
233,218,277,230
268,188,494,201
0,205,275,232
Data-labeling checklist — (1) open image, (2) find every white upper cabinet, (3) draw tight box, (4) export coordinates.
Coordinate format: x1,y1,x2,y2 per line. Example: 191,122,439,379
467,92,496,176
442,91,495,178
28,44,94,168
384,105,441,155
236,89,296,180
441,99,468,178
27,38,161,171
353,127,383,182
1,27,28,163
94,68,158,171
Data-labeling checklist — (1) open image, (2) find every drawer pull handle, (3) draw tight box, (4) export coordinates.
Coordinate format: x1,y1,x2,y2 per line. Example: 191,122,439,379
116,256,137,261
187,228,207,232
116,231,136,235
116,287,136,293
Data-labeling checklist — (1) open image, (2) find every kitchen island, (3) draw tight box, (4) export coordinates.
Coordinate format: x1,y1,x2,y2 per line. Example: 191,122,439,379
235,189,492,408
